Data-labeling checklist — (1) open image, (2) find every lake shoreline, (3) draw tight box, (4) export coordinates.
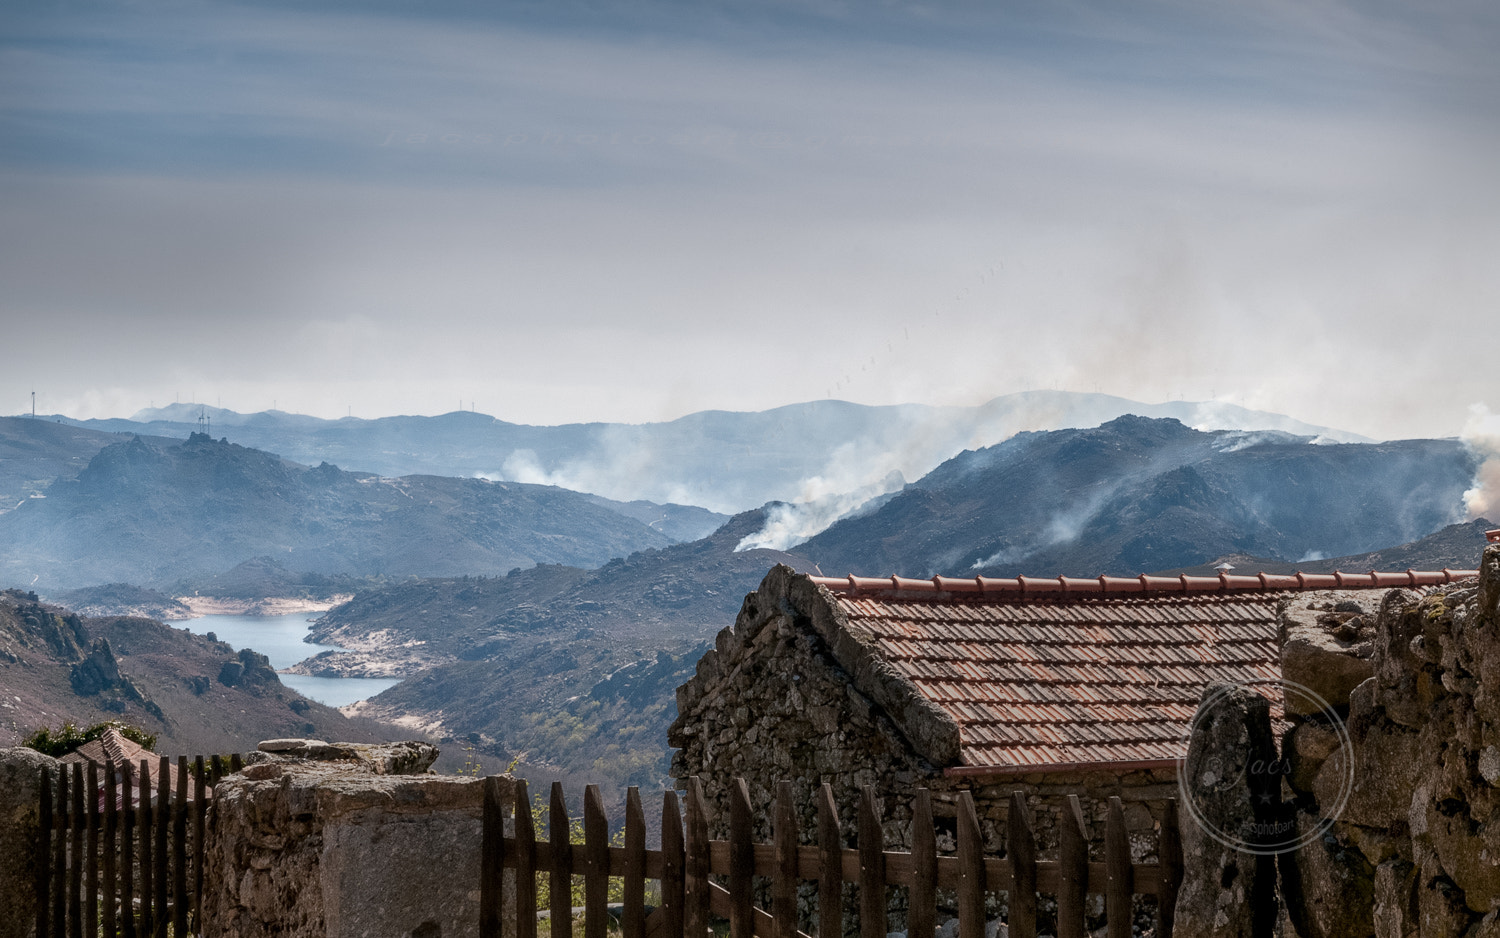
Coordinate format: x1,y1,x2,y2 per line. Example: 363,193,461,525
176,594,353,617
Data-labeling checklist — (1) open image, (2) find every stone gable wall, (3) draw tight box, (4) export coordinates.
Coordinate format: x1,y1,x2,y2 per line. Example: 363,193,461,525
668,576,1178,865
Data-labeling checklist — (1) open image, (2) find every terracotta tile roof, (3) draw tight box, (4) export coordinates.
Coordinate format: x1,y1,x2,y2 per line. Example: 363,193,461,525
811,567,1477,772
58,728,197,806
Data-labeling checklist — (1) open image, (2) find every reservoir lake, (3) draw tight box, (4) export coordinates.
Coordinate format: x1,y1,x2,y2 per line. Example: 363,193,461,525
177,612,401,708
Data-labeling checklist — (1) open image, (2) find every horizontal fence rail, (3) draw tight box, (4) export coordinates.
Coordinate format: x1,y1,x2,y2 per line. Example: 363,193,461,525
480,776,1183,938
35,752,243,938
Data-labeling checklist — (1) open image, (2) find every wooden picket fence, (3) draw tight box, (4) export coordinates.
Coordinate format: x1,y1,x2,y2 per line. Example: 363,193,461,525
479,776,1183,938
34,753,244,938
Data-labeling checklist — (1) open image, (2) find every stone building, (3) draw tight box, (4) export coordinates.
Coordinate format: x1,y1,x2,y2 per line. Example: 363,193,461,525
668,562,1478,861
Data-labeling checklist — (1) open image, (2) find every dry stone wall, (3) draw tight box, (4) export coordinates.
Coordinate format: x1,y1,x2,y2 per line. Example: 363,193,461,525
202,739,507,938
1175,545,1500,937
0,746,58,938
1279,548,1500,938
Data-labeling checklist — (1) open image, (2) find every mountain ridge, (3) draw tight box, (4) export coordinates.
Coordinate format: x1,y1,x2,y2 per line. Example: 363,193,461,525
45,392,1374,516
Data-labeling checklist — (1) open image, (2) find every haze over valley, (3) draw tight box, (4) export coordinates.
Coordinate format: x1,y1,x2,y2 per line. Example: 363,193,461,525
2,397,1494,799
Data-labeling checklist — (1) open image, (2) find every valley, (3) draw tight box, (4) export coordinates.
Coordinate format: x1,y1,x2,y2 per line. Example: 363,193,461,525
2,403,1489,806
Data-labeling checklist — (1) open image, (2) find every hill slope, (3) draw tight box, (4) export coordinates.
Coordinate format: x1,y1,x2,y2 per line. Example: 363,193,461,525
1157,518,1498,577
0,416,178,515
0,589,398,755
307,509,813,800
791,417,1474,577
0,433,676,590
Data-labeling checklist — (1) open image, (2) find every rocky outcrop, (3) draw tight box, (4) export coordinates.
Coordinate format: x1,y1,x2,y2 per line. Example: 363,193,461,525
218,647,280,690
0,747,59,938
248,738,440,775
1174,684,1280,938
1278,593,1376,717
201,750,503,938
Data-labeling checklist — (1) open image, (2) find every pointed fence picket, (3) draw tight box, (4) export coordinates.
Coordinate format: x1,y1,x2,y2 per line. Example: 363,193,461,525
33,752,243,938
480,776,1182,938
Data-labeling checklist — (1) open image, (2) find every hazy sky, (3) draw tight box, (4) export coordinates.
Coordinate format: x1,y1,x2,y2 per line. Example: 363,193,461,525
2,1,1497,439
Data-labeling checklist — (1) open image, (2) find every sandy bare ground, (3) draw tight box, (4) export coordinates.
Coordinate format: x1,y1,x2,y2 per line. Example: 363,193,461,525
176,595,354,616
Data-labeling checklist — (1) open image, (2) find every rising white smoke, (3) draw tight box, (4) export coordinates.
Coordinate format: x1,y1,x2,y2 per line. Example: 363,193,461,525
735,469,907,552
1462,403,1500,520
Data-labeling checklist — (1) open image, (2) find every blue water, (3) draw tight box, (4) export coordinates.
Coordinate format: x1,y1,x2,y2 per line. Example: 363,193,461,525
176,612,402,708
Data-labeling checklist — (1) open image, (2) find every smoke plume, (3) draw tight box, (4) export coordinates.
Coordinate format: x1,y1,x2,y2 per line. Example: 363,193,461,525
1462,403,1500,520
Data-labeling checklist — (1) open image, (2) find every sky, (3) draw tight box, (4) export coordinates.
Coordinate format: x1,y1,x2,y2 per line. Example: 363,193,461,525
2,0,1498,440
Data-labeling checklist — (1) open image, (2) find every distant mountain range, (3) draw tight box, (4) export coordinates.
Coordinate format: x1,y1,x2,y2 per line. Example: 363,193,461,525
45,392,1374,518
0,431,693,590
790,416,1475,577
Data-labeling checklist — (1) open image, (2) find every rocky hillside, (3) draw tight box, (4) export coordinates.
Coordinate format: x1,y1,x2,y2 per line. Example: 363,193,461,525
1157,518,1497,577
45,583,195,620
791,416,1475,578
0,433,681,590
0,590,399,756
0,416,177,515
310,509,813,802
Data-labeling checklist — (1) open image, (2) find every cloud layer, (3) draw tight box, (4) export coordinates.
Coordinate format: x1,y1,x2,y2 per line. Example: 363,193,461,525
2,2,1498,439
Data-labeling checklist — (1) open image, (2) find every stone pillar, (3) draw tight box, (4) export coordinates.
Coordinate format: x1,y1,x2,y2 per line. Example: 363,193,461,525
201,745,512,938
0,747,59,938
1173,684,1280,938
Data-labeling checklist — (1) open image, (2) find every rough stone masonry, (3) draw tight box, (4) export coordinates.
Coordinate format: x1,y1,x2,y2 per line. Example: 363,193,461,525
1176,543,1500,938
201,739,507,938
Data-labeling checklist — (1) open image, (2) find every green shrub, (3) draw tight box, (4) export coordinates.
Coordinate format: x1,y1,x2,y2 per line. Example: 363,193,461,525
22,720,157,757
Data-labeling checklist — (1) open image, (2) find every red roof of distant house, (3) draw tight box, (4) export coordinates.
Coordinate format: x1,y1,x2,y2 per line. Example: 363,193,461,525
804,567,1476,773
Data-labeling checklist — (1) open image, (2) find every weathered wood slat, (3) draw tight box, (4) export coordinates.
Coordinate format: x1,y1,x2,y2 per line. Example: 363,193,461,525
728,779,755,938
86,763,99,938
193,758,207,933
909,790,936,938
956,791,984,938
684,778,710,938
549,783,572,938
816,783,841,938
103,763,118,938
479,775,505,938
583,785,610,938
1158,800,1181,938
772,781,797,938
174,756,188,938
624,787,647,938
1057,795,1088,938
659,789,686,938
1104,797,1132,938
120,761,136,938
153,756,169,938
515,779,538,938
859,787,885,938
1007,792,1037,938
68,762,83,938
